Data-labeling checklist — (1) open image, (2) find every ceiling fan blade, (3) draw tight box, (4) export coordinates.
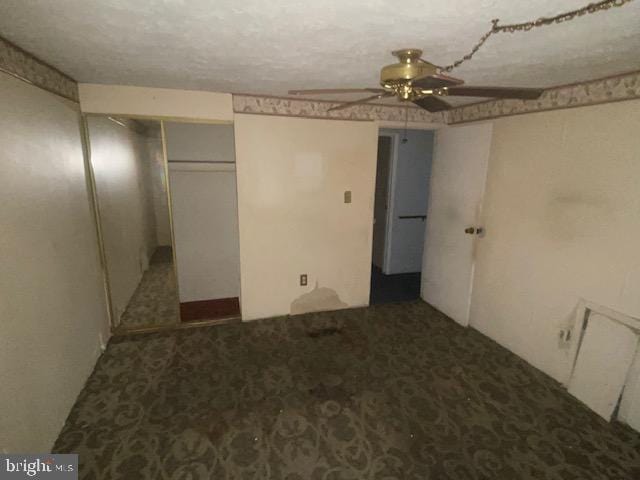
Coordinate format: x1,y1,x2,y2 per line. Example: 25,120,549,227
327,93,394,112
412,96,452,112
441,86,544,100
289,88,385,95
412,73,464,90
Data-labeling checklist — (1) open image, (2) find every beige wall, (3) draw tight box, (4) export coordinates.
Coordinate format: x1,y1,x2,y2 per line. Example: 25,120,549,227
469,100,640,383
234,114,378,320
87,116,161,326
79,84,233,122
0,73,109,452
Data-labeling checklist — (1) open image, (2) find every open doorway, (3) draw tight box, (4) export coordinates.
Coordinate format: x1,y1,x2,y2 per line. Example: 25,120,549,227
370,129,434,305
164,121,242,322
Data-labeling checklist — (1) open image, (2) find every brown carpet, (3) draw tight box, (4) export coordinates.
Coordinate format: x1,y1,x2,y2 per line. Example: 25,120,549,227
54,301,640,479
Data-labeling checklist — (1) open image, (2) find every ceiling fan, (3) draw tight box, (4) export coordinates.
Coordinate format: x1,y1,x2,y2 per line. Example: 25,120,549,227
288,49,544,112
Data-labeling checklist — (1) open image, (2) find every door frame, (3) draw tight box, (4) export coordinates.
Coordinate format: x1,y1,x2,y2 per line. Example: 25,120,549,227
371,129,398,274
380,132,399,274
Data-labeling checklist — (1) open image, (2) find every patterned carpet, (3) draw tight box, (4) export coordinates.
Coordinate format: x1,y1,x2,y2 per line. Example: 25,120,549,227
54,301,640,479
119,246,179,330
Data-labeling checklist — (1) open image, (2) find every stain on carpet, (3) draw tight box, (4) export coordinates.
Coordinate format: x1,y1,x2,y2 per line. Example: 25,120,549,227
308,326,342,338
54,301,640,479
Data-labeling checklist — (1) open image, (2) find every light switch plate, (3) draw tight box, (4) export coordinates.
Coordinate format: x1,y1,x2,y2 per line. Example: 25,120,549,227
300,274,308,286
344,191,352,203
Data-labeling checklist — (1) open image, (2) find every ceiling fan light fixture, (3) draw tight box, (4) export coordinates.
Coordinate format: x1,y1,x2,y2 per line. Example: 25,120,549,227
289,48,544,113
379,48,437,86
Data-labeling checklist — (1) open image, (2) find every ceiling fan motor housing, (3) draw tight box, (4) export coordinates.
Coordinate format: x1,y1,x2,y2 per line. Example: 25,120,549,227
380,49,437,89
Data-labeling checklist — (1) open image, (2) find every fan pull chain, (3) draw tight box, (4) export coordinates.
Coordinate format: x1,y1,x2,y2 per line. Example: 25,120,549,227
441,0,635,72
402,107,409,144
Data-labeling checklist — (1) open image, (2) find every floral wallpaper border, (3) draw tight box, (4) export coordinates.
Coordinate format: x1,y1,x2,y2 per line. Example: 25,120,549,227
233,71,640,126
447,70,640,124
232,94,446,124
0,35,78,102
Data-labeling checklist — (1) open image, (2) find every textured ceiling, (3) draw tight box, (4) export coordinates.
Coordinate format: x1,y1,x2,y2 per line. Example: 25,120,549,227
0,0,639,106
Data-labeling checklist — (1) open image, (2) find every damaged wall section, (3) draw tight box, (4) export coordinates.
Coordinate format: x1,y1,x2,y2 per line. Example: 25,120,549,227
234,114,378,320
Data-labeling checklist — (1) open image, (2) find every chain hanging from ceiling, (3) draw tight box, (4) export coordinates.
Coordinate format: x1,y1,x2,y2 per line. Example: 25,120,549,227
440,0,636,72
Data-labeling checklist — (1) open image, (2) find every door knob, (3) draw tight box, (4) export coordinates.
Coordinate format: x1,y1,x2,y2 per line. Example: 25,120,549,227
464,227,476,234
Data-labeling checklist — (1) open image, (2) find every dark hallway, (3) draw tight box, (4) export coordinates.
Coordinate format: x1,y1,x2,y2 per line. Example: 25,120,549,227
369,264,421,304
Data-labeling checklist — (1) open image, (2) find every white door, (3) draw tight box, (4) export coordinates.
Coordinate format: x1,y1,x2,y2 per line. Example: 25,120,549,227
421,123,493,326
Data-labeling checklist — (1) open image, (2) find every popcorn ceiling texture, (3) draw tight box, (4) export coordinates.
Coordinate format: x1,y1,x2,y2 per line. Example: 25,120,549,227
0,0,639,102
1,1,639,123
4,26,639,125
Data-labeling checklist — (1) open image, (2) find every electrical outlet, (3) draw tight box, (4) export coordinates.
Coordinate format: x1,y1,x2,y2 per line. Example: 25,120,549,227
300,274,308,286
344,191,352,203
